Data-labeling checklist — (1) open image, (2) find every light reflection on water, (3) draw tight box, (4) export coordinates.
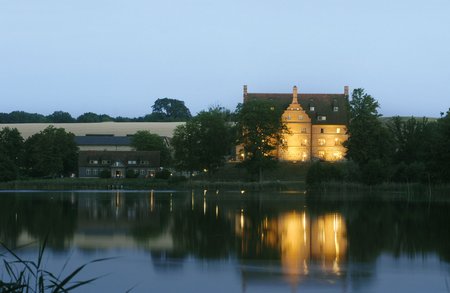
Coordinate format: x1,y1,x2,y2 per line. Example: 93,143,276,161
1,190,450,292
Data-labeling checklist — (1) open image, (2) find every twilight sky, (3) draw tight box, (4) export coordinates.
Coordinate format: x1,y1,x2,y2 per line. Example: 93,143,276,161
1,0,449,118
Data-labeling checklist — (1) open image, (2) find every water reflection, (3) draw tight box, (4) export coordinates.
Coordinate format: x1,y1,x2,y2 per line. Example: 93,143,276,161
1,191,450,292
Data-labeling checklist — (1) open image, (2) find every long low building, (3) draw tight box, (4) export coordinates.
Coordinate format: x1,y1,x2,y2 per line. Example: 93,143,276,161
0,121,184,139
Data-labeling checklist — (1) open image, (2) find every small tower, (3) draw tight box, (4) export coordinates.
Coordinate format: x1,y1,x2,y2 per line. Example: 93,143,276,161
293,85,298,104
243,85,248,102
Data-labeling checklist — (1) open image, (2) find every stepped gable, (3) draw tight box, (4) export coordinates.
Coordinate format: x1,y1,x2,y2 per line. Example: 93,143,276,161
245,92,348,125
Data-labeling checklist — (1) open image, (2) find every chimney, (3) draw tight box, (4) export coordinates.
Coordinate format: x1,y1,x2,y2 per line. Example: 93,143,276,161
292,85,298,104
243,85,248,101
344,86,349,96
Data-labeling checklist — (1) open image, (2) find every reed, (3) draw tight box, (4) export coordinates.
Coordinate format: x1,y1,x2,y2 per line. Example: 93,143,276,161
0,238,110,292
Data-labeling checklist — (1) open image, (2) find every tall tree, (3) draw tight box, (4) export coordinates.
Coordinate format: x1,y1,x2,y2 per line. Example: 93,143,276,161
131,130,171,166
235,100,287,182
0,127,24,166
24,126,78,177
344,89,392,166
171,107,233,175
428,109,450,182
387,116,431,164
0,127,23,181
149,98,192,121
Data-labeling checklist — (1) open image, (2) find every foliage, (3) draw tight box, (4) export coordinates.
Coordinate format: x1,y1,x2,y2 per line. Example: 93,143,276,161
76,112,113,123
155,169,171,179
306,162,343,186
235,100,288,181
429,109,450,182
171,107,233,175
0,111,47,123
125,169,139,178
387,116,431,164
46,111,76,123
0,239,107,293
361,159,386,185
344,89,392,166
0,127,24,181
99,169,111,178
147,98,192,121
24,126,78,177
0,152,18,181
130,130,171,166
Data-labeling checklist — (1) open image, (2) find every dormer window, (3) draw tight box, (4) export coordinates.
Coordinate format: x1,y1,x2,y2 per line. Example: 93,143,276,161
309,106,315,111
318,115,327,121
333,106,339,112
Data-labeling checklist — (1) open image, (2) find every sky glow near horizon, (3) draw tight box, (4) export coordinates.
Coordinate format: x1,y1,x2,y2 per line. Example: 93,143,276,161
1,0,449,118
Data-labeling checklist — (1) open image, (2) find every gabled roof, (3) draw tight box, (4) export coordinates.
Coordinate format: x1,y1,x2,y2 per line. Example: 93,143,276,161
245,92,349,125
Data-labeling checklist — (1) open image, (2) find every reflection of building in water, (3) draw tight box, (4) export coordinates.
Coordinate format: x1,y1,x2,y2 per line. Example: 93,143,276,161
238,211,347,289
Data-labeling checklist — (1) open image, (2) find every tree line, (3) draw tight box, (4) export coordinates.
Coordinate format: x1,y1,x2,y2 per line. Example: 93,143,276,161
1,89,449,185
0,98,192,123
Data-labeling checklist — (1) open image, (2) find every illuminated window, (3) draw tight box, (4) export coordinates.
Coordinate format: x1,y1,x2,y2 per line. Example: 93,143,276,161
318,151,325,158
318,139,326,146
333,106,339,112
128,160,137,165
89,160,98,165
302,152,308,161
301,139,308,146
318,115,327,121
335,138,340,146
333,152,342,160
310,106,315,111
140,160,149,165
301,128,307,133
336,128,341,134
298,115,303,120
101,160,111,165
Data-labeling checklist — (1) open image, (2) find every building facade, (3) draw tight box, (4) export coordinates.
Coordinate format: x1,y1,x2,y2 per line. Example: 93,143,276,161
78,150,160,178
243,85,349,162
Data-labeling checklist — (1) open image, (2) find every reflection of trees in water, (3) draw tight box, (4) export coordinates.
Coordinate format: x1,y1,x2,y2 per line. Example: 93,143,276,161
0,192,77,249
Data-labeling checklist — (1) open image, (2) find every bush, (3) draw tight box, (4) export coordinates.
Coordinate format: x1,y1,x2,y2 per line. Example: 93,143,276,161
306,162,343,186
361,159,386,185
155,169,171,180
125,169,139,178
99,169,111,179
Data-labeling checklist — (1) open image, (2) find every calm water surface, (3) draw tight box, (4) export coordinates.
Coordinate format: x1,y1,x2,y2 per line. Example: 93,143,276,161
0,190,449,292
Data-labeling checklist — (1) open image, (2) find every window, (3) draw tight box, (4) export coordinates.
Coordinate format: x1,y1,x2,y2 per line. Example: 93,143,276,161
92,169,99,176
333,106,339,112
140,160,149,165
89,160,98,165
302,152,308,162
335,138,340,146
320,128,324,134
140,169,146,175
318,115,327,121
298,115,303,120
128,160,137,165
101,160,111,165
301,128,307,133
318,151,325,158
86,169,92,175
318,138,326,146
333,152,342,160
309,106,315,111
336,128,341,134
287,115,291,120
301,139,308,146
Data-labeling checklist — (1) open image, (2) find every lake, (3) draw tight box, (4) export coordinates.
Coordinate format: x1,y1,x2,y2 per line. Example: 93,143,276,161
1,190,449,292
